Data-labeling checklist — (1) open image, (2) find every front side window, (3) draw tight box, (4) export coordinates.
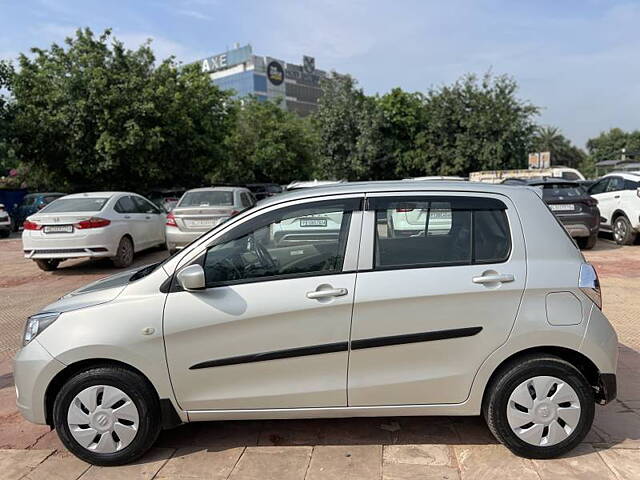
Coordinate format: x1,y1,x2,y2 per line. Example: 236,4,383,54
372,196,510,269
203,198,359,287
589,179,609,195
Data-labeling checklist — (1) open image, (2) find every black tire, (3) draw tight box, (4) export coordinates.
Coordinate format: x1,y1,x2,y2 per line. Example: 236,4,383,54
576,233,597,250
483,355,595,459
612,215,636,245
0,228,9,238
112,236,134,268
35,259,60,271
52,366,160,466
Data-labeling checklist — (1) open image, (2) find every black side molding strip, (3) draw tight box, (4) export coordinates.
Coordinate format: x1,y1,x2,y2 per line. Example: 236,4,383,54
351,326,483,351
189,326,483,370
190,341,348,370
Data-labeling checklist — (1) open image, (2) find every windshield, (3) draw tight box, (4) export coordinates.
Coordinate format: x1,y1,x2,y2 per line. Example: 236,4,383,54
41,197,109,213
539,183,585,198
178,191,234,207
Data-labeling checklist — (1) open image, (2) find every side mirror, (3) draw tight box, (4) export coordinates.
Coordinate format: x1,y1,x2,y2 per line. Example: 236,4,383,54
176,264,205,291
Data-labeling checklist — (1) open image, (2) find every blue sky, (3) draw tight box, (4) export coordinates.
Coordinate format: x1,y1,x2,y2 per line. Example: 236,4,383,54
1,0,639,147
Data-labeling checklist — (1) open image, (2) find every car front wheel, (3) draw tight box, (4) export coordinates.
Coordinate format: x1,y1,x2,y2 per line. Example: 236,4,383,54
53,366,160,466
35,259,60,271
483,355,594,458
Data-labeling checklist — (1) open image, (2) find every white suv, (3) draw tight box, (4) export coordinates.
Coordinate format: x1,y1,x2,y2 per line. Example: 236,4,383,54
14,181,617,465
588,172,640,244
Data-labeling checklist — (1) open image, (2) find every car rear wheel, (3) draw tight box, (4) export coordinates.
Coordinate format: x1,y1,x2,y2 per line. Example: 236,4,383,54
53,366,160,466
112,236,134,268
483,355,594,458
577,234,597,250
613,216,636,245
35,259,60,271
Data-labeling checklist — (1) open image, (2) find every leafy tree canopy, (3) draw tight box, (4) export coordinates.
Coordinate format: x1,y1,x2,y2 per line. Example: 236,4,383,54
10,28,231,192
586,127,640,162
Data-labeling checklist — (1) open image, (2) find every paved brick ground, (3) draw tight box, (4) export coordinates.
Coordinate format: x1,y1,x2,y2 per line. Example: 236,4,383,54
0,234,638,479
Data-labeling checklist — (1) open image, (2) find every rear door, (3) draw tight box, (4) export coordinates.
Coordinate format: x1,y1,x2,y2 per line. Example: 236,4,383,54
132,196,165,245
348,193,526,406
114,195,147,250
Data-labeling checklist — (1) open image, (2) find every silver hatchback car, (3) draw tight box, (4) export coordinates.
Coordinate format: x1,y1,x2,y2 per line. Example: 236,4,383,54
14,181,617,465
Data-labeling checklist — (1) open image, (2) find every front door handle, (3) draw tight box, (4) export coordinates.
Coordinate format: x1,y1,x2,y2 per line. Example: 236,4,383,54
306,287,348,299
472,273,514,284
123,215,131,219
614,195,620,199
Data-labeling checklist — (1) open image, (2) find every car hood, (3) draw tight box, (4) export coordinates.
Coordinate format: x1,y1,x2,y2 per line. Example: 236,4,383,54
41,268,137,313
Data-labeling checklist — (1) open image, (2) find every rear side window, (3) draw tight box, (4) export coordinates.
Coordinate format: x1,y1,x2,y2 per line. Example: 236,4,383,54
371,196,510,269
605,177,624,192
114,196,137,214
624,179,640,190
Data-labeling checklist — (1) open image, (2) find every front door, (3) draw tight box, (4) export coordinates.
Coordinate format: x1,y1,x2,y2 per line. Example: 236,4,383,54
164,196,363,411
589,177,617,227
348,193,526,406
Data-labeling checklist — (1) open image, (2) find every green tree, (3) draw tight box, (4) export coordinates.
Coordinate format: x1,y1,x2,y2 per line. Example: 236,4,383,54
376,88,427,179
0,59,15,173
397,73,539,177
10,28,231,192
586,128,640,162
531,125,586,168
312,73,384,180
214,97,318,185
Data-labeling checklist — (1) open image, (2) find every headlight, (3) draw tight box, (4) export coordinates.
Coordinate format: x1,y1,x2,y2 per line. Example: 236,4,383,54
23,312,60,346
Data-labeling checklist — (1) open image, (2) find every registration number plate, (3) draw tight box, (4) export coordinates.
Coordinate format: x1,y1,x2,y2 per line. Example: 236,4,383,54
550,204,575,212
300,218,327,227
43,225,73,233
186,219,217,227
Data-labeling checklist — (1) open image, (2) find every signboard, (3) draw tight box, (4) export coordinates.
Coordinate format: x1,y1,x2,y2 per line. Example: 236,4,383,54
267,61,284,85
528,151,551,169
200,44,252,74
303,55,315,74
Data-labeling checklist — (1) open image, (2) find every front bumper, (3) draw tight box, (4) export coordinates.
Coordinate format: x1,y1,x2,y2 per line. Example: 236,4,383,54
596,373,617,405
13,339,65,424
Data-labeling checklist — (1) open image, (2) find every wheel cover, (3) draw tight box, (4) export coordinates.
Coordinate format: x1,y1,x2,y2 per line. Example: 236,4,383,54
67,385,140,453
506,375,581,447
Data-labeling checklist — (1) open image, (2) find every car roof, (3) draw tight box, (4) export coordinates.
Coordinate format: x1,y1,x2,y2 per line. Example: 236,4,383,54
257,180,532,207
603,171,640,180
61,192,137,199
184,186,247,193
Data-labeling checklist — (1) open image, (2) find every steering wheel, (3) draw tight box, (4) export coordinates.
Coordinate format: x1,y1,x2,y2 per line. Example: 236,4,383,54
253,238,278,272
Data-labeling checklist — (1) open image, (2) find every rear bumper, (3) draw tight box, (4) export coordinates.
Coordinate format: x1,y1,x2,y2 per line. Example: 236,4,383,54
557,215,599,238
596,373,617,405
22,228,118,258
165,228,206,250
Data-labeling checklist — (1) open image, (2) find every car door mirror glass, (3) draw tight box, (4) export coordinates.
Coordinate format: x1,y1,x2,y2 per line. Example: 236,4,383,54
177,264,206,291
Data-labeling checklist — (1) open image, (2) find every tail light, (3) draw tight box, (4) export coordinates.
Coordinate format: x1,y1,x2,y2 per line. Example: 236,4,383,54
395,208,414,213
166,211,178,227
23,220,42,230
230,210,240,216
75,217,111,229
579,263,602,310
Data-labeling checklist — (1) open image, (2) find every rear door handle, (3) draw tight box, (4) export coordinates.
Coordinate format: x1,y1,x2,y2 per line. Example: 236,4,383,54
124,215,131,219
306,288,348,299
614,195,620,199
145,215,151,220
472,273,514,284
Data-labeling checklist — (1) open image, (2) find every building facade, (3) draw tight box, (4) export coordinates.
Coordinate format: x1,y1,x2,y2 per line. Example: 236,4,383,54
197,44,331,116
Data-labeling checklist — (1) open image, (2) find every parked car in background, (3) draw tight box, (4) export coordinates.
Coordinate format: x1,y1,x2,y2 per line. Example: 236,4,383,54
245,183,283,201
166,187,256,253
22,192,166,271
14,192,66,231
588,171,640,245
0,203,12,237
14,181,617,465
470,167,585,184
148,189,185,213
502,178,600,249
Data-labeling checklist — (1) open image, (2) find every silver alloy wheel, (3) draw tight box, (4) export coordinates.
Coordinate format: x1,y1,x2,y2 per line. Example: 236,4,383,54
506,375,581,447
613,218,626,242
67,385,140,453
120,238,133,264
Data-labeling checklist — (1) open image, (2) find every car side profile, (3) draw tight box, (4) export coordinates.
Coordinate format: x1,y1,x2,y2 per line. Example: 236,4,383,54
14,181,617,465
588,171,640,245
21,192,166,270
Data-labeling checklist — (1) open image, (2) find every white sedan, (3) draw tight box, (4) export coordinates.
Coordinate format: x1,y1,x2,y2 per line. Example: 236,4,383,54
22,192,166,271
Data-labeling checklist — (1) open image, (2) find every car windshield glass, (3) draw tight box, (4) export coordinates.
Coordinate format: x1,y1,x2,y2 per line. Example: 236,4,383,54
539,184,585,198
41,197,108,213
179,191,233,207
21,195,38,206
